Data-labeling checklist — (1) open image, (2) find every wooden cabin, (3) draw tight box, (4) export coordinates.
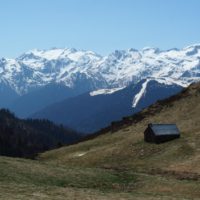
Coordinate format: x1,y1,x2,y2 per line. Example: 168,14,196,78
144,123,180,144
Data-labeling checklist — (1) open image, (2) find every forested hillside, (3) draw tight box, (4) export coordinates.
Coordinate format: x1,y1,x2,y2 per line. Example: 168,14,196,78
0,109,81,158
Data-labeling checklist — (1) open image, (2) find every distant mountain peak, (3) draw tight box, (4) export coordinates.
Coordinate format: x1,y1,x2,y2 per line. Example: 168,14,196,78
0,44,200,95
142,47,160,54
184,43,200,50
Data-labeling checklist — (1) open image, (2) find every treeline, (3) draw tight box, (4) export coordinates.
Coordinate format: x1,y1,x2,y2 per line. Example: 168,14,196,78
0,109,82,158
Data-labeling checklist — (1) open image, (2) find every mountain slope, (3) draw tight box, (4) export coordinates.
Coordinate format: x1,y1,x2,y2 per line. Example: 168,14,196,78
0,81,19,108
39,81,200,173
9,84,82,118
32,79,183,133
0,109,81,158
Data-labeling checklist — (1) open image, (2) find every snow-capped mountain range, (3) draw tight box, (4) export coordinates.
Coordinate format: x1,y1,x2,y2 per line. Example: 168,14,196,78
1,44,200,133
1,44,200,95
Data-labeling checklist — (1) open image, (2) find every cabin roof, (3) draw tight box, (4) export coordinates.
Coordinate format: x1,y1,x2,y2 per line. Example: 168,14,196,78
148,124,180,136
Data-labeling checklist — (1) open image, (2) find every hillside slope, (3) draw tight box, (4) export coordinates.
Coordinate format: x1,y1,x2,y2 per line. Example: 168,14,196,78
0,109,81,158
40,81,200,176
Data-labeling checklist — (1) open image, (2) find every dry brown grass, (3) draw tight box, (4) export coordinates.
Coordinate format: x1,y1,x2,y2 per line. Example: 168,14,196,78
40,83,200,171
37,82,200,199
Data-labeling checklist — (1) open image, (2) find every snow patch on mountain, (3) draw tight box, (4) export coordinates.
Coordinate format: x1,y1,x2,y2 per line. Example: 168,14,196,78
148,77,189,87
132,79,150,108
90,87,125,96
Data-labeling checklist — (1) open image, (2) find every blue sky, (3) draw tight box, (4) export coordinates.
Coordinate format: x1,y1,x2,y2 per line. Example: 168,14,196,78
0,0,200,58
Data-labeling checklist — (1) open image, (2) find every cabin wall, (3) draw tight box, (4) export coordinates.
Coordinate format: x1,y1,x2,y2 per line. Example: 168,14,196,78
144,128,156,143
155,134,180,144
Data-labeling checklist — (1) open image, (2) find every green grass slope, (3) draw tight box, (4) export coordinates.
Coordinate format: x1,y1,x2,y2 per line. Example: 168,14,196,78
0,156,199,200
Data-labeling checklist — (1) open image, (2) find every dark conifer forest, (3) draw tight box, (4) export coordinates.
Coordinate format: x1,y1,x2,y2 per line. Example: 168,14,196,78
0,109,81,158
